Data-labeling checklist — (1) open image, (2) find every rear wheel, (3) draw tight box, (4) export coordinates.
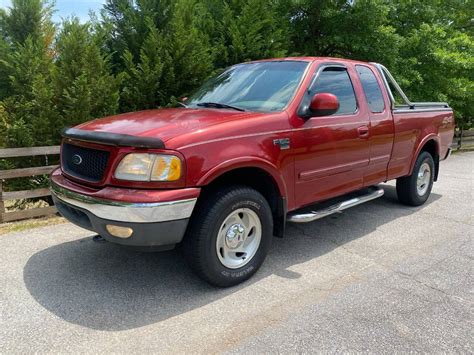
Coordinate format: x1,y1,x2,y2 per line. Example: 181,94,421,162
396,151,435,206
183,186,273,287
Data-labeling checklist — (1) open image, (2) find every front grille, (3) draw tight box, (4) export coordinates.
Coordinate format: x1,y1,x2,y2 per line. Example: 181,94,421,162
61,143,110,182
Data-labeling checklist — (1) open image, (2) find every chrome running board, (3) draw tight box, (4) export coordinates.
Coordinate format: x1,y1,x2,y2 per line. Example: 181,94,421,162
287,186,384,223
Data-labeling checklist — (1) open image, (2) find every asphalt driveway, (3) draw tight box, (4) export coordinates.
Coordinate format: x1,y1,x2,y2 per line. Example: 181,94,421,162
1,152,473,353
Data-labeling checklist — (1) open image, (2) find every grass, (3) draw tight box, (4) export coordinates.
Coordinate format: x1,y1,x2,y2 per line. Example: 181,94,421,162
0,215,67,236
452,146,474,154
4,198,49,211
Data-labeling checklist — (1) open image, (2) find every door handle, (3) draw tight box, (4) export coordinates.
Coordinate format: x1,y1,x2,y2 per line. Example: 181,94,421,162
357,125,369,138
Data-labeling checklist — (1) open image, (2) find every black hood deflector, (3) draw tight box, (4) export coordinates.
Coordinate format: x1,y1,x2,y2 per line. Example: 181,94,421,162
62,128,165,149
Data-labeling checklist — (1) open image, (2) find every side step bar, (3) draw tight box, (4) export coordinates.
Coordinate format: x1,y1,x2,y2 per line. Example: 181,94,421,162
287,186,384,223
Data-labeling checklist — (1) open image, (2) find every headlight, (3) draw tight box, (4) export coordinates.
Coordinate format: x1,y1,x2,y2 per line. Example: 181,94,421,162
114,153,182,181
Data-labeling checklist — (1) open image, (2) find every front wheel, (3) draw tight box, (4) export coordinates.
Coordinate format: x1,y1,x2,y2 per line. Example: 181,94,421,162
183,186,273,287
396,151,435,206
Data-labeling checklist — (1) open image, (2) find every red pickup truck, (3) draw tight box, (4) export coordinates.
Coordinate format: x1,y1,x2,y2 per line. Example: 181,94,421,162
51,57,454,287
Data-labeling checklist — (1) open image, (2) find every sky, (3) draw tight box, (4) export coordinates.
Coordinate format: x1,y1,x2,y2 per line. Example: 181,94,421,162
0,0,106,23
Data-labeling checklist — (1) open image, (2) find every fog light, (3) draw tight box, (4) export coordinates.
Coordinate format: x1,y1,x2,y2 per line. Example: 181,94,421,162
106,225,133,239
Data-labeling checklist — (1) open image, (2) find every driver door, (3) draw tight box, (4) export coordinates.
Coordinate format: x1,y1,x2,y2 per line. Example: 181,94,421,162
293,64,370,207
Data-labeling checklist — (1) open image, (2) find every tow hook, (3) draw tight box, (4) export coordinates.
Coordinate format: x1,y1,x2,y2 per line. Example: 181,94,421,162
92,235,106,243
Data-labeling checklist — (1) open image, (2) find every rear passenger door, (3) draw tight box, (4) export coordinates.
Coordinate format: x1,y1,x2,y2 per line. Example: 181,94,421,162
355,65,394,186
293,64,370,207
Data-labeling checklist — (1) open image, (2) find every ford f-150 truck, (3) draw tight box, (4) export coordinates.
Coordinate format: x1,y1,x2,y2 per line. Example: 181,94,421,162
50,57,455,287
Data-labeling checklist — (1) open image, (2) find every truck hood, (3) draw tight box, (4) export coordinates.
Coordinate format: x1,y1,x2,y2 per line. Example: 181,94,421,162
75,108,262,145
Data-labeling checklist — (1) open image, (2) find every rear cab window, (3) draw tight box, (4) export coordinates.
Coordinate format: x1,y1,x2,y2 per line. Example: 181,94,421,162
356,65,385,113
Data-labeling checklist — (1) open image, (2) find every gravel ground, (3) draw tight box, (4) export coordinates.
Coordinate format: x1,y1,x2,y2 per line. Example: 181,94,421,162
1,152,473,353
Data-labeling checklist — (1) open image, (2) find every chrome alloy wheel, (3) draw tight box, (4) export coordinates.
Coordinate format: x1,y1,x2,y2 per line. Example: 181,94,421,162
416,162,431,196
216,208,262,269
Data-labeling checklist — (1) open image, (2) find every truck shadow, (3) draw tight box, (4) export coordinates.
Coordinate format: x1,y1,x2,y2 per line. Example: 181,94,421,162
23,185,441,331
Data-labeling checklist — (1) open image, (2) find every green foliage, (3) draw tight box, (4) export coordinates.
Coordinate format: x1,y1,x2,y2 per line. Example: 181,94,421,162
54,19,120,127
287,0,401,64
120,21,165,110
385,0,474,128
163,0,213,97
0,2,119,148
1,36,57,146
101,0,174,69
284,0,472,128
0,0,54,45
0,0,472,150
224,0,289,64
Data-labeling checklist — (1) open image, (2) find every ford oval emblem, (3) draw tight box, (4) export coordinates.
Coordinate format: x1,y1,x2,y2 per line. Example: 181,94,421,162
72,154,83,165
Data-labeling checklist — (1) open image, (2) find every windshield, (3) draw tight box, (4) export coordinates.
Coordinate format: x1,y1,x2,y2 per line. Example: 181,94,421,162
186,61,309,113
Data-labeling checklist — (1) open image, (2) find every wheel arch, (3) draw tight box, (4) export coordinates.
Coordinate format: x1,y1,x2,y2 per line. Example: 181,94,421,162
409,135,440,181
197,158,288,237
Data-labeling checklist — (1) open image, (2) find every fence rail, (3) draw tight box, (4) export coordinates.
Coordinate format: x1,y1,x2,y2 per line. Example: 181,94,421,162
0,146,60,223
452,129,474,150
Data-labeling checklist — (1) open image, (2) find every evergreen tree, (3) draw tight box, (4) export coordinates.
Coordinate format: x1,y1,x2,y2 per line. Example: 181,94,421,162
101,0,174,69
0,0,54,46
0,0,472,147
120,20,166,111
108,0,214,111
226,0,289,64
163,0,214,97
1,36,57,146
0,35,13,99
0,0,55,102
54,18,120,128
193,0,230,68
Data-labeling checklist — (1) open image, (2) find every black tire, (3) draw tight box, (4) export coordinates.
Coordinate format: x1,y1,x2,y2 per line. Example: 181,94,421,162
182,186,273,287
396,151,435,206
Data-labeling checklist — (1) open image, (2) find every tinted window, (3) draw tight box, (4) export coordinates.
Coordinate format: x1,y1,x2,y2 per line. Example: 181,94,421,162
356,65,385,112
187,61,309,112
311,68,357,115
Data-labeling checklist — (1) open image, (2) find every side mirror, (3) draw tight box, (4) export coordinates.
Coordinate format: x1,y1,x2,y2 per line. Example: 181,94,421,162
308,93,339,117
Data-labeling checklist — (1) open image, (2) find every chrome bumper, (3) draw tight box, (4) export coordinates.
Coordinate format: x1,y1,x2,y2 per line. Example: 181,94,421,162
51,182,197,223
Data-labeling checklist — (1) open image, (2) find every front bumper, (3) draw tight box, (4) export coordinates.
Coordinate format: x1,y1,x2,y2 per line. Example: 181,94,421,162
51,182,196,224
50,170,199,248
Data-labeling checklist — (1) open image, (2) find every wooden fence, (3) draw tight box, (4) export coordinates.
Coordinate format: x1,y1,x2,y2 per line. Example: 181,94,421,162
452,129,474,150
0,146,60,223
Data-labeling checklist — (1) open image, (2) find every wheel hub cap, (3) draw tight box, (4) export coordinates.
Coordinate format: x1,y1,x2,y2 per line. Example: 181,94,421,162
216,208,262,269
225,224,245,249
417,162,431,196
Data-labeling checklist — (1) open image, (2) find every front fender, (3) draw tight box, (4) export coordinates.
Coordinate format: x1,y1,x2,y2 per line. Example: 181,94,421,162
197,156,288,198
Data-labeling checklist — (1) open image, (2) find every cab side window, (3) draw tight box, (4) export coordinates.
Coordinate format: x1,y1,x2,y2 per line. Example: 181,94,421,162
311,67,357,115
356,65,385,113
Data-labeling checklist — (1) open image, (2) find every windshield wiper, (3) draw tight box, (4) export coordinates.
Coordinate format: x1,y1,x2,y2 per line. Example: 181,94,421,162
196,102,246,112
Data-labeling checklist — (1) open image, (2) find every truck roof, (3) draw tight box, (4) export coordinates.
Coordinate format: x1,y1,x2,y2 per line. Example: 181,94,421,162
247,56,373,65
